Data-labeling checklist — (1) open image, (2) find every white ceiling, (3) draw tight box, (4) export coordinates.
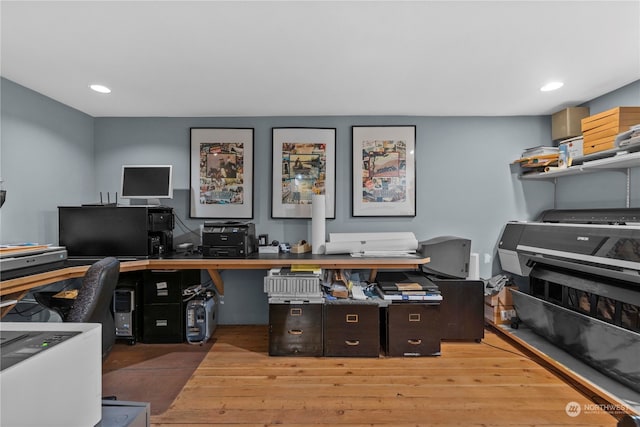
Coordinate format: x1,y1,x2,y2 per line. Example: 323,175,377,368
1,1,639,118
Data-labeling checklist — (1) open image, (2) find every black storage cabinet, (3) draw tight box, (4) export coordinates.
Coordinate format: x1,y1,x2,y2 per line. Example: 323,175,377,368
269,303,323,356
429,278,484,342
142,269,200,343
324,300,380,357
382,303,441,357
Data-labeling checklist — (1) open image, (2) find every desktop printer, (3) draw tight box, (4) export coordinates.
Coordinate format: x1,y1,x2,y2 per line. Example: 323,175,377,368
202,222,257,258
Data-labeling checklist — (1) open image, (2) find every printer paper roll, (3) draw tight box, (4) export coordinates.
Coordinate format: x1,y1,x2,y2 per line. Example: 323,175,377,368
311,194,326,254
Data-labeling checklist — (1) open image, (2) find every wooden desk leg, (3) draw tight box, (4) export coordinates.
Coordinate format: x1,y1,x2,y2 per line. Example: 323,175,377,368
207,269,224,295
368,269,378,283
1,290,29,318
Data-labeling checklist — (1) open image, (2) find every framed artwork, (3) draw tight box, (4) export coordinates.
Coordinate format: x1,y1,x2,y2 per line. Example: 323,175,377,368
272,127,336,219
352,125,416,217
190,128,254,218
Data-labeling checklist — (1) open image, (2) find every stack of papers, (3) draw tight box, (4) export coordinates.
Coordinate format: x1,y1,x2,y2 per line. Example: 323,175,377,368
350,250,417,258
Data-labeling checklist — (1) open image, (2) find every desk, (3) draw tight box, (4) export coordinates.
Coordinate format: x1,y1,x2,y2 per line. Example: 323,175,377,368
0,254,429,317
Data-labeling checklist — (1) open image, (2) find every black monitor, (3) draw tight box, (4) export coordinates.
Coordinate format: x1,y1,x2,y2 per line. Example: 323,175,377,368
59,206,149,257
120,165,173,204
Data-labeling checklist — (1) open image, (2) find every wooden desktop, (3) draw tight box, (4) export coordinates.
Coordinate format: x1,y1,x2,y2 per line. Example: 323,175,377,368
0,253,430,317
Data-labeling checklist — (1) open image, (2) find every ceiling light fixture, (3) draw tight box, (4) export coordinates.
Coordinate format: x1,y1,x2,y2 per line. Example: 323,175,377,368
540,81,564,92
89,84,111,94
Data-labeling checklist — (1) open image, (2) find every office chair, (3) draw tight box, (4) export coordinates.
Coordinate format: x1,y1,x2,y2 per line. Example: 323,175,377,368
35,257,121,360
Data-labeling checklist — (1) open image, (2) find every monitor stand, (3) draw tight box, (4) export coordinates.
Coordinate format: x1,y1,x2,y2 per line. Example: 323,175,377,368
127,199,161,207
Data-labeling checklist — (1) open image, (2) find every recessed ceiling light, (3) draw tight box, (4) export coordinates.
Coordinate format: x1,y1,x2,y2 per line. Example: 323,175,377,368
540,81,564,92
89,84,111,94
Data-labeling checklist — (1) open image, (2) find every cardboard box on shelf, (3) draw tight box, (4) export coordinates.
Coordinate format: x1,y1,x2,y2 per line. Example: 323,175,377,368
581,107,640,155
552,107,589,142
581,107,640,132
558,136,583,159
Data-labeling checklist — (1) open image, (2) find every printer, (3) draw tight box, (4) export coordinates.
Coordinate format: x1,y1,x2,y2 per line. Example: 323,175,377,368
201,222,257,258
0,245,67,280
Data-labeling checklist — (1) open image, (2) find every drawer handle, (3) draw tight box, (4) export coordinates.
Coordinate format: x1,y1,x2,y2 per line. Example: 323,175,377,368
290,308,303,316
345,340,360,346
409,313,421,322
288,329,303,335
408,339,422,345
346,314,359,323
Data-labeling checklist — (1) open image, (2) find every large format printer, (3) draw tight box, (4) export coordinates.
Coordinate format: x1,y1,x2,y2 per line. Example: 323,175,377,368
498,208,640,393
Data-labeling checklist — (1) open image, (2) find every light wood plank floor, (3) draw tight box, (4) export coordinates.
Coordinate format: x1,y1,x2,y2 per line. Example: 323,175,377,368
149,325,620,427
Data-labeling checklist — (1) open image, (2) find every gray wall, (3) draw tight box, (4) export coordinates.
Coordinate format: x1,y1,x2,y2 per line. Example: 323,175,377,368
555,80,640,209
0,79,95,244
93,115,554,323
2,76,638,324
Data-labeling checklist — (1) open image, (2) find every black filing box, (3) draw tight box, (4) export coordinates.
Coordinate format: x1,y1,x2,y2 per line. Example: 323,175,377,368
324,300,380,357
141,269,200,343
382,303,441,357
269,303,323,356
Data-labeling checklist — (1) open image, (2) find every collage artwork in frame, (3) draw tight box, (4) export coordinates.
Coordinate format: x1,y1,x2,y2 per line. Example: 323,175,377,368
352,125,416,217
190,128,254,219
272,127,336,219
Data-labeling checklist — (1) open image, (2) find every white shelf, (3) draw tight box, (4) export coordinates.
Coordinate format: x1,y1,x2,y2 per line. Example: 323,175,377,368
518,151,640,180
582,151,640,170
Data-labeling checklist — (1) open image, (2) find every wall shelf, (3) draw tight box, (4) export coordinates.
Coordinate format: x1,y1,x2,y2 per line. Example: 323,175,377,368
518,151,640,181
514,150,640,208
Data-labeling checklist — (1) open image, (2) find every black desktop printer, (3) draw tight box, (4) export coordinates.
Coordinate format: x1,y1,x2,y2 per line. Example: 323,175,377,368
201,222,257,258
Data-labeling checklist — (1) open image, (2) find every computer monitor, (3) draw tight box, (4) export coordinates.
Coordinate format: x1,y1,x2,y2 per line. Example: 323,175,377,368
419,236,471,279
59,206,149,257
120,165,173,205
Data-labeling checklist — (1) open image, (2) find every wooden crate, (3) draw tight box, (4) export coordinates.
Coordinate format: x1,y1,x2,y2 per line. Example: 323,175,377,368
581,107,640,155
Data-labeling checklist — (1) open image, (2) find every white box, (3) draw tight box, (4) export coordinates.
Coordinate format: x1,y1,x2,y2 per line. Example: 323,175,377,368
258,245,280,254
559,136,584,160
0,322,102,427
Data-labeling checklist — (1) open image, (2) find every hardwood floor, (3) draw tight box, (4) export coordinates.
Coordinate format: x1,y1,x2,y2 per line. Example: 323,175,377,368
124,325,621,427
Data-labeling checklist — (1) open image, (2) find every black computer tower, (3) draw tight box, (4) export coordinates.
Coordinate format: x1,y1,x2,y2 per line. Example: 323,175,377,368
114,288,136,345
114,272,143,344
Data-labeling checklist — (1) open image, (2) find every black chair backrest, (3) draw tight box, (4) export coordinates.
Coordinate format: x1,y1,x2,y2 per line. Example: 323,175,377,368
67,257,120,323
